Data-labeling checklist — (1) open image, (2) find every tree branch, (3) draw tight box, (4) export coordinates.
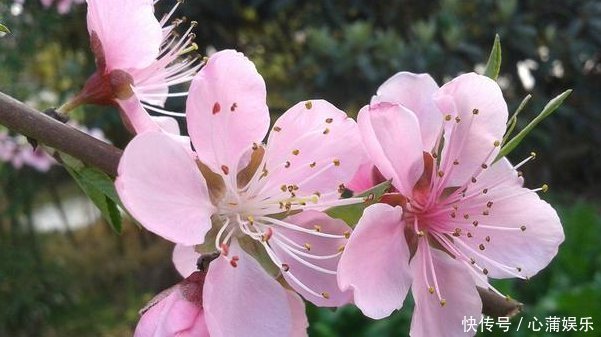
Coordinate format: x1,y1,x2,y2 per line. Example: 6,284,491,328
0,91,122,177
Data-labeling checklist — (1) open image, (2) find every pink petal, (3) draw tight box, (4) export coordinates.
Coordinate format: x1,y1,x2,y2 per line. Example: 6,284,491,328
261,99,363,200
338,204,411,319
371,72,442,151
173,244,201,278
186,50,269,175
270,210,352,307
151,116,180,135
116,132,215,246
203,241,293,337
452,158,564,279
116,96,161,134
346,162,377,192
357,102,424,196
286,290,309,337
410,245,482,337
86,0,162,70
434,73,508,187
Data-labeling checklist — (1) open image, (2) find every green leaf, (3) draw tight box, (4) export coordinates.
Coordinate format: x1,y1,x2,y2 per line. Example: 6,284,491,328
502,94,532,145
0,23,10,34
325,181,391,227
496,89,572,161
62,155,123,234
483,34,502,80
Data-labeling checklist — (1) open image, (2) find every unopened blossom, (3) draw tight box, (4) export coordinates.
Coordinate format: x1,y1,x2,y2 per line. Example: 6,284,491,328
117,50,364,337
1,130,56,172
338,72,564,337
61,0,201,134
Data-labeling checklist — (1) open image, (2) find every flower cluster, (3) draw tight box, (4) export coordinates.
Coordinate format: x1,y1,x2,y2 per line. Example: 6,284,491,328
46,1,566,336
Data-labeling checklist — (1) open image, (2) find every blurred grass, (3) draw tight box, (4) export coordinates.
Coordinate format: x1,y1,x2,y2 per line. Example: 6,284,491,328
1,194,599,336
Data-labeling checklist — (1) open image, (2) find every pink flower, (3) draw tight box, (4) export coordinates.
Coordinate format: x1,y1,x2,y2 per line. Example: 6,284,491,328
63,0,201,134
338,72,564,336
117,50,364,337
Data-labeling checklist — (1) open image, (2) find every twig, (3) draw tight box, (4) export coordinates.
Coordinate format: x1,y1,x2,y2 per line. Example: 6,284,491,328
0,91,122,177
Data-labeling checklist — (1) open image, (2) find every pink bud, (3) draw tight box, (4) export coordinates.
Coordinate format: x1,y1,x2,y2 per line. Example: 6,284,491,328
134,272,209,337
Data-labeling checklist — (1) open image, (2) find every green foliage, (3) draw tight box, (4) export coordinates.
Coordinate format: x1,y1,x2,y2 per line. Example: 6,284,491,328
497,90,573,161
325,181,391,228
0,23,9,34
484,34,502,80
62,155,123,234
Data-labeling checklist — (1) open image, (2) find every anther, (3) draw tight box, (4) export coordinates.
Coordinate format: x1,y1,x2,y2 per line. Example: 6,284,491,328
321,292,330,299
428,287,435,294
190,20,198,28
304,243,312,251
455,116,461,123
482,210,490,216
252,143,259,150
470,258,476,264
261,228,273,241
473,220,479,227
453,159,459,165
337,245,345,252
482,268,489,275
417,230,425,237
230,103,238,111
485,236,490,242
221,165,229,175
445,115,452,121
481,163,488,169
309,162,316,168
314,225,322,232
230,255,239,268
486,201,493,208
284,161,291,168
520,225,527,231
463,214,470,219
450,212,456,218
440,299,447,306
438,170,444,177
471,177,477,183
273,126,282,132
282,264,290,272
493,140,500,147
516,267,522,272
292,149,300,155
343,231,351,239
305,101,313,109
212,102,221,114
479,244,486,251
247,216,254,225
281,185,287,192
325,118,333,123
323,128,330,135
467,232,473,238
333,159,341,166
541,184,549,193
482,188,488,194
337,184,346,194
472,108,479,115
452,228,461,237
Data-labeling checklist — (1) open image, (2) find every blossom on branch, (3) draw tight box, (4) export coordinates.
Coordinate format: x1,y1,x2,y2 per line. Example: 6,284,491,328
62,0,201,134
338,72,564,337
117,50,364,337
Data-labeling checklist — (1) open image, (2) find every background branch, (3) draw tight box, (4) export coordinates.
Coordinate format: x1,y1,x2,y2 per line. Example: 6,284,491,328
0,91,122,177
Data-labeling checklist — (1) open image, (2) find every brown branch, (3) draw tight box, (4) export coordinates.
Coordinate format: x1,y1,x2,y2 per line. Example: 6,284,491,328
0,91,122,177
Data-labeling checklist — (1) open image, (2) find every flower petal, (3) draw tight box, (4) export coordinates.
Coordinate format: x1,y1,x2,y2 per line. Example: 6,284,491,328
434,73,508,187
116,96,161,134
270,210,352,307
286,290,309,337
203,241,292,337
186,50,269,175
346,162,377,192
410,245,482,337
372,72,442,151
453,158,564,279
358,102,424,196
86,0,162,70
338,203,411,319
116,132,215,246
173,244,200,278
260,100,363,200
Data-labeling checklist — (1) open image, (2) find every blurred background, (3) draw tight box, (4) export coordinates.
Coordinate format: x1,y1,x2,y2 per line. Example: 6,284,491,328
1,0,600,336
